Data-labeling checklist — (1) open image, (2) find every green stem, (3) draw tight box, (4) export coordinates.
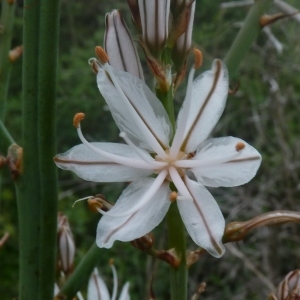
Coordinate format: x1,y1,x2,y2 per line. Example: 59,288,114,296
156,88,175,130
59,243,102,299
37,0,60,299
224,0,273,77
0,118,15,150
17,0,40,298
167,203,187,300
0,0,16,118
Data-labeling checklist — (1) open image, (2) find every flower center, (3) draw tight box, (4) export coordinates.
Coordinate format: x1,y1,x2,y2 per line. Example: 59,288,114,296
155,149,188,179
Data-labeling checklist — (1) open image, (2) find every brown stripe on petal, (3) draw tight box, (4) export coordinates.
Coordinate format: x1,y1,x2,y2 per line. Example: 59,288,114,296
225,156,261,164
54,156,119,166
185,178,223,255
181,60,223,152
122,89,168,150
92,271,102,300
103,211,138,244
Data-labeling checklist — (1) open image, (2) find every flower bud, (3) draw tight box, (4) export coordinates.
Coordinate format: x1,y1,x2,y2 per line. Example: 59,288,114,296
131,232,154,251
172,0,195,69
57,213,75,274
105,10,144,79
126,0,142,30
138,0,170,57
270,270,300,300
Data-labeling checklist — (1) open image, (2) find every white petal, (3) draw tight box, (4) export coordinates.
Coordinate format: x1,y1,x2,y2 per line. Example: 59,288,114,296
192,137,262,187
97,66,172,152
177,176,225,258
54,143,152,182
88,268,110,300
176,59,229,153
97,178,171,248
118,282,130,300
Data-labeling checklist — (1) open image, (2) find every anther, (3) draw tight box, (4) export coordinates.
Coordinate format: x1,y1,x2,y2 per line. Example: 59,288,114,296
109,258,114,266
235,142,245,152
193,48,203,69
169,191,178,202
95,46,109,63
73,113,85,128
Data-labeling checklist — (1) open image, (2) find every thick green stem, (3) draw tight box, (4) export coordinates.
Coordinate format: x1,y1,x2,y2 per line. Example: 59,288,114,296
17,0,41,298
37,0,60,299
0,0,16,118
167,203,187,300
59,243,102,299
156,88,175,130
224,0,273,77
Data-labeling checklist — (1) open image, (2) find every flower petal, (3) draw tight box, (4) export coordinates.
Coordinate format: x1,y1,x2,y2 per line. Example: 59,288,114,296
97,66,172,152
192,137,262,187
54,143,152,182
87,268,110,300
118,282,130,300
97,178,171,248
176,59,229,153
177,176,225,258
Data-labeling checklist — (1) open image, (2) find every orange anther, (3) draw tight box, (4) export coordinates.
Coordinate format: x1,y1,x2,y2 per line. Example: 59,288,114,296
95,46,109,63
169,191,178,202
73,113,85,128
193,48,203,69
235,142,245,152
109,258,114,266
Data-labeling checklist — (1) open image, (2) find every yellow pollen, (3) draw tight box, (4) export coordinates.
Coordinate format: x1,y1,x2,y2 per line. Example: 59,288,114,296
235,142,245,152
169,191,178,202
73,112,85,128
95,46,109,63
193,48,203,69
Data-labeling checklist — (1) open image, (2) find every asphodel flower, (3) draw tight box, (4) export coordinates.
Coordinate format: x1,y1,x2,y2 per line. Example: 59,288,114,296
88,263,130,300
54,52,261,257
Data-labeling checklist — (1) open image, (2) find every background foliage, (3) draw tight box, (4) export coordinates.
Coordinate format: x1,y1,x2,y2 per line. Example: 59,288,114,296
0,0,300,299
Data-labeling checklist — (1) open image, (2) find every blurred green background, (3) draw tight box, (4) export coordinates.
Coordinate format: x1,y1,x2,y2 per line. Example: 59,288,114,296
1,0,300,299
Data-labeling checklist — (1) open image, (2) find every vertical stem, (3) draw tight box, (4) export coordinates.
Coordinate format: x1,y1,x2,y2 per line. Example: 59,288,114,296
156,88,175,130
17,0,41,298
167,203,187,300
37,0,60,299
224,0,273,77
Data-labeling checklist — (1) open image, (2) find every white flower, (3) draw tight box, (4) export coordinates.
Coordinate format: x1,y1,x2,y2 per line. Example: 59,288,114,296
88,265,130,300
54,59,261,257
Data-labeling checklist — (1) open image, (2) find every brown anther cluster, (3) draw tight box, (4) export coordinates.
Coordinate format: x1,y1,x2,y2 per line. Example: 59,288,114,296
95,46,109,63
87,194,114,213
235,142,245,152
73,113,85,128
169,191,178,202
193,48,203,69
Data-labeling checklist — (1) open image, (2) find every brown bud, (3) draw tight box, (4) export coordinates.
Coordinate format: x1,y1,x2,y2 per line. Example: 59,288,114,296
131,233,154,251
9,45,23,62
260,12,299,27
7,144,23,178
157,248,180,268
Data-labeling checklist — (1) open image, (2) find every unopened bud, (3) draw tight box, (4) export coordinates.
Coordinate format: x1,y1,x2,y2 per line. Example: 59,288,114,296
57,213,75,274
271,270,300,300
139,0,170,57
126,0,142,30
131,233,154,251
9,45,23,62
105,10,144,79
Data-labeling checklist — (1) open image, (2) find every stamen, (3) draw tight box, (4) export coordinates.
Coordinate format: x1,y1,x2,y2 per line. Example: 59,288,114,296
73,112,85,128
169,67,196,160
169,166,193,201
193,48,203,69
235,142,245,152
174,150,242,169
72,196,93,207
76,122,158,170
97,169,168,218
169,191,178,202
102,63,168,160
120,132,167,168
109,260,118,300
95,46,109,63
